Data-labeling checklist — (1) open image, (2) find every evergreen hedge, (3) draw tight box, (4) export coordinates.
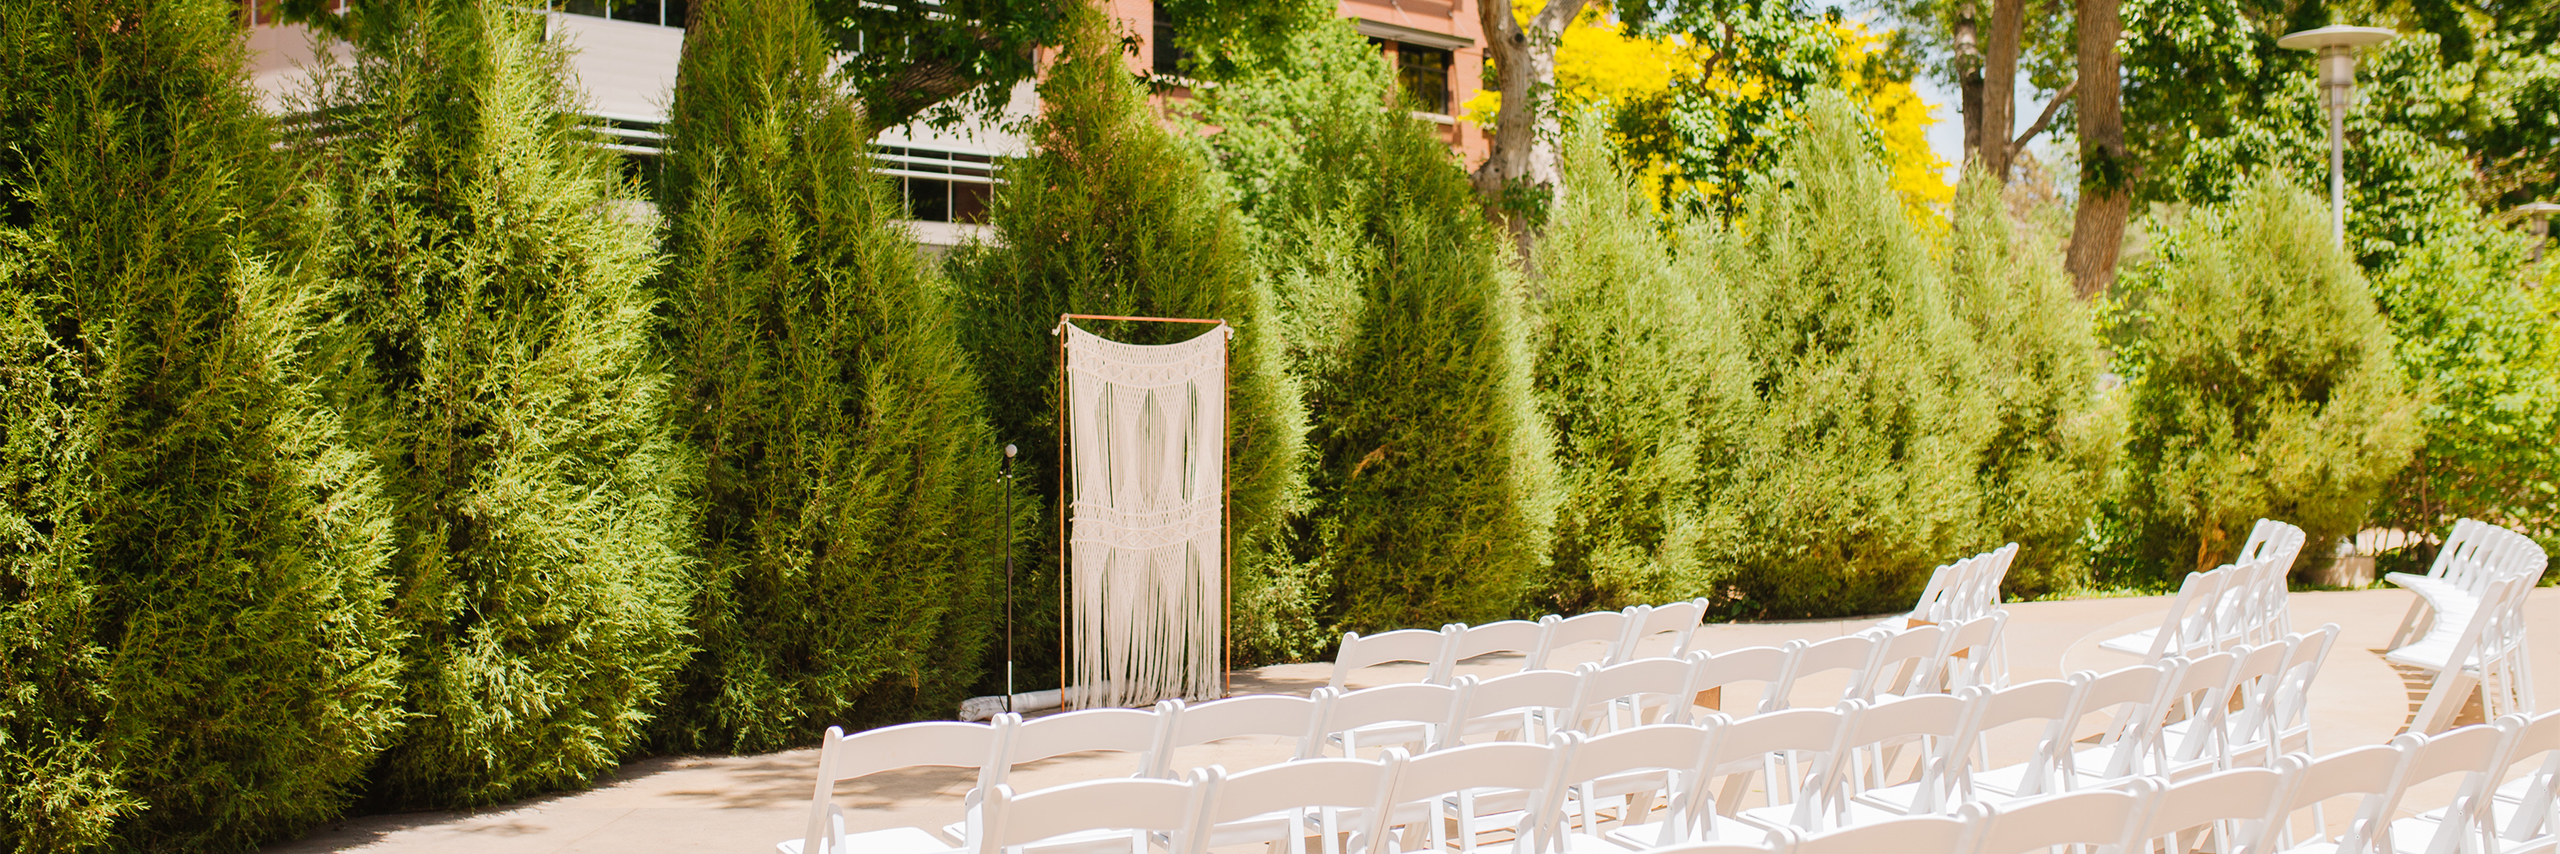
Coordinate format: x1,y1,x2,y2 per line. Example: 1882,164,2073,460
653,0,1002,752
1,0,403,848
1696,93,1998,617
308,0,694,807
947,6,1307,682
2101,176,2423,582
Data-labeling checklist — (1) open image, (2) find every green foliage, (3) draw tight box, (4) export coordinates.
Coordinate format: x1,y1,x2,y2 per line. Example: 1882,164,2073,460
1527,118,1741,611
1,0,406,848
1942,176,2122,598
1605,0,1862,219
946,6,1307,680
309,0,693,807
653,0,1002,753
2366,215,2560,552
1693,92,1999,617
2100,176,2424,582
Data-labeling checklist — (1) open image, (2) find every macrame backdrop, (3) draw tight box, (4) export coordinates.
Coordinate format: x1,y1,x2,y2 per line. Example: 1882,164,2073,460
1062,322,1228,708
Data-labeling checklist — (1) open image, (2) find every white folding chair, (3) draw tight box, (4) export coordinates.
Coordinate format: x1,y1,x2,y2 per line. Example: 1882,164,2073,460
2252,625,2342,764
1892,555,1975,630
787,721,1002,854
2262,743,2406,854
2214,638,2302,771
2055,663,2179,790
2393,575,2539,734
1957,677,2087,806
1548,723,1720,851
1956,781,2158,854
1331,628,1458,691
1861,623,1949,702
1715,704,1859,837
1536,611,1635,672
2098,567,2229,662
2138,651,2241,784
979,776,1200,854
1936,613,2010,693
1446,669,1584,748
1149,692,1329,778
1819,690,1979,826
1364,741,1561,854
985,708,1165,788
2372,720,2523,854
2388,519,2493,650
1955,544,2020,623
2486,709,2560,854
1785,815,1969,854
1618,599,1710,664
1187,755,1398,854
2129,766,2282,854
1770,634,1883,711
1572,655,1703,734
1320,682,1461,759
1689,645,1796,716
1445,620,1552,683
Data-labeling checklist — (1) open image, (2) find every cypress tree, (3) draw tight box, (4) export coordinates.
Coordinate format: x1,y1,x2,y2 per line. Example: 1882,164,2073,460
653,0,1001,751
2103,176,2423,582
1303,110,1560,633
309,0,693,806
948,4,1305,684
1,0,403,847
1528,118,1738,610
1700,92,1997,617
1943,176,2119,598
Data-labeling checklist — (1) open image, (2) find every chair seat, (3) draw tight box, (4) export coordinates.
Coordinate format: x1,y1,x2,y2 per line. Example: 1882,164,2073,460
1333,722,1434,755
2097,627,2159,656
778,826,963,854
2383,634,2492,673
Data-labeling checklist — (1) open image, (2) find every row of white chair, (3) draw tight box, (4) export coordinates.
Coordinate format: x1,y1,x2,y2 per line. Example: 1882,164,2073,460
1890,544,2020,627
1330,600,1714,691
928,706,2557,854
785,624,2332,854
2385,518,2547,733
2098,519,2306,663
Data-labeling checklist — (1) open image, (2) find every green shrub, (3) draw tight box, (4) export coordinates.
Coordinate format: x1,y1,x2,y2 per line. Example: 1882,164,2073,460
1695,92,1998,617
1942,176,2120,599
1,0,404,847
1527,118,1735,610
947,6,1306,683
652,0,1002,751
2101,175,2423,583
308,0,694,807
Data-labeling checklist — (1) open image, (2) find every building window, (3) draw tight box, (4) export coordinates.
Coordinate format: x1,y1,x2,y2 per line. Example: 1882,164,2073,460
1151,1,1191,76
554,0,688,28
877,145,998,225
1395,43,1453,115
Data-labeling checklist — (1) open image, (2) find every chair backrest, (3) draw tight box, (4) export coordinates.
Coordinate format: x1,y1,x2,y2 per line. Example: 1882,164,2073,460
1318,681,1460,757
1572,655,1703,732
1552,724,1721,848
809,721,1007,854
1771,634,1882,710
1692,645,1795,715
1953,677,2087,802
1618,599,1709,664
1906,556,1968,624
1958,781,2157,854
2492,709,2560,845
1190,755,1398,854
2218,638,2300,759
1860,623,1947,701
2426,518,2489,580
1443,620,1549,682
1151,692,1328,777
2261,744,2406,854
1936,613,2007,692
1446,669,1583,747
1785,816,1968,854
2071,662,2179,780
1535,610,1634,670
2377,720,2523,854
2148,651,2240,770
2266,625,2340,742
1365,741,1561,854
2134,766,2282,854
1954,544,2020,622
1330,628,1456,691
1816,690,1976,817
1703,704,1859,830
2144,569,2229,662
993,707,1166,787
981,776,1199,854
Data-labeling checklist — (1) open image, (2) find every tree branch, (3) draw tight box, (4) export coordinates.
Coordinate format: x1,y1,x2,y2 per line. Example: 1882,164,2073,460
2008,74,2077,160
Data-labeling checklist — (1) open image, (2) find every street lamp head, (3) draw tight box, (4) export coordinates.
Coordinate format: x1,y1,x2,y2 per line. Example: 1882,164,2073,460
2279,26,2397,105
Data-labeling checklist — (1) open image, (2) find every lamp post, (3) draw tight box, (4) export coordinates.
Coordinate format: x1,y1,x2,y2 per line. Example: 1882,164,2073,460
2277,25,2396,247
2516,202,2560,263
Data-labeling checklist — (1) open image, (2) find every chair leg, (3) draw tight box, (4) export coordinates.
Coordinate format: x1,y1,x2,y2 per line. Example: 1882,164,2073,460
2411,668,2480,736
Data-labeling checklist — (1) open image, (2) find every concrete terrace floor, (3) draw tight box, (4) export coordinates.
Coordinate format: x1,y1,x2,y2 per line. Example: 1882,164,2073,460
263,587,2560,854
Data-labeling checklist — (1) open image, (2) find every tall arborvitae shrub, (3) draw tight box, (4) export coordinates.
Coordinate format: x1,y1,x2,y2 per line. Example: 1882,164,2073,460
948,5,1304,682
2102,176,2422,582
1942,176,2119,598
1701,93,1995,617
1527,119,1739,610
1,0,403,847
654,0,1001,751
310,0,692,806
1304,115,1559,633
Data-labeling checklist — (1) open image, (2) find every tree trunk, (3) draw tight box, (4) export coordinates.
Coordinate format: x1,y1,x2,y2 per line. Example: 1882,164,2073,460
1978,0,2025,181
1955,1,1983,164
1473,0,1587,261
2066,0,2130,298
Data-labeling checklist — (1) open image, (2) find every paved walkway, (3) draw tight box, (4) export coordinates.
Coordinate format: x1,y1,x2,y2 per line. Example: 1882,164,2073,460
263,587,2558,854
